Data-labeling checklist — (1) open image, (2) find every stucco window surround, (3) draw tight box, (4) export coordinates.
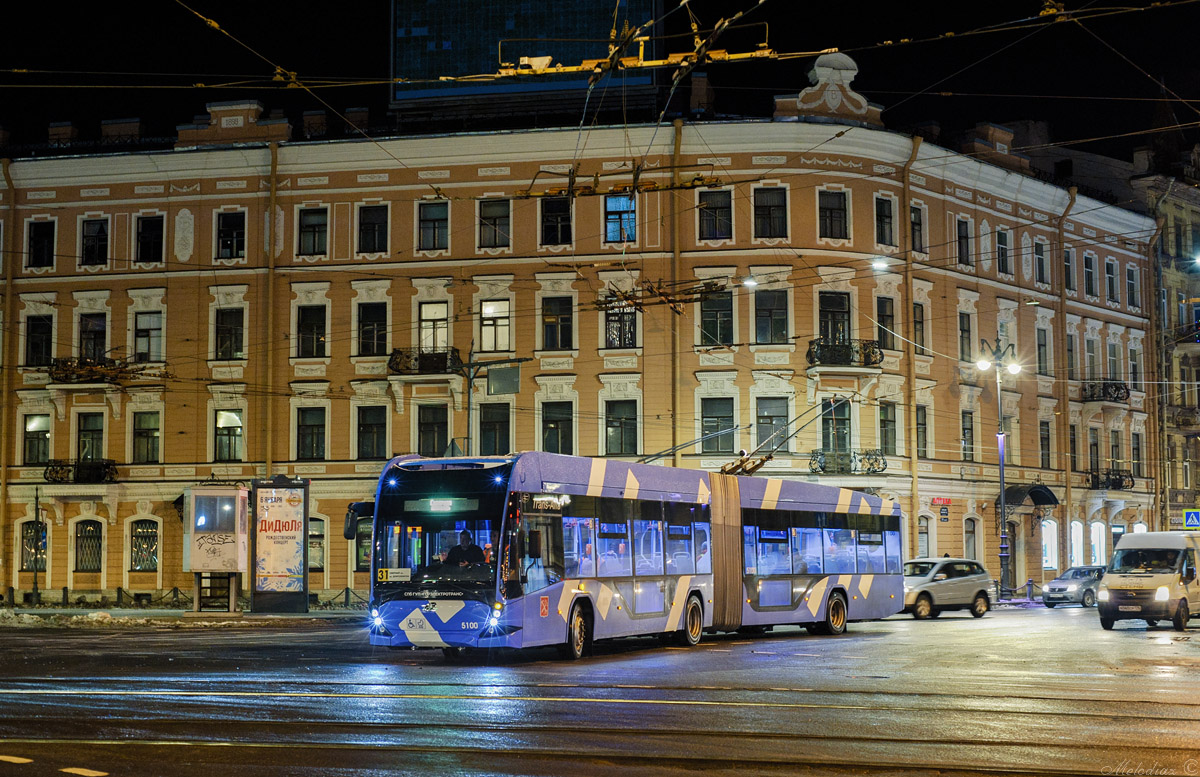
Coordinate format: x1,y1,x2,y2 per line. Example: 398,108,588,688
813,267,860,344
693,371,739,456
414,197,451,258
206,383,248,463
473,275,516,356
15,390,56,464
748,265,794,354
908,199,929,258
125,287,166,366
132,208,167,265
24,215,58,275
534,272,579,357
350,280,392,368
289,281,331,365
993,224,1015,279
955,289,979,374
695,185,735,247
1082,251,1101,303
124,389,164,465
815,185,852,248
67,511,108,590
875,375,905,458
914,381,936,459
410,278,454,350
750,182,790,246
692,266,738,351
1031,236,1052,290
537,195,576,253
122,513,164,592
959,384,983,463
12,514,54,589
77,211,112,272
289,382,332,462
353,199,390,260
872,190,900,253
72,290,111,364
596,269,643,355
293,202,330,263
873,272,903,356
349,381,392,462
534,375,579,455
212,204,249,266
748,370,795,454
476,195,513,256
19,291,57,369
598,373,643,458
207,285,249,368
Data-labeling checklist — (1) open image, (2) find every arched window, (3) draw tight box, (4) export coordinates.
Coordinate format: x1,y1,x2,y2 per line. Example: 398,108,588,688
20,521,46,572
355,517,372,572
917,517,929,558
1132,522,1148,533
964,518,977,560
1041,519,1058,569
1089,521,1107,565
1070,520,1084,567
75,520,103,573
130,519,159,572
309,518,325,573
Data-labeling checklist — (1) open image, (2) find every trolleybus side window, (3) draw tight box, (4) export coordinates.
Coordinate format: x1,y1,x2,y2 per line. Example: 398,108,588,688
562,507,596,579
693,512,712,573
791,512,823,574
743,524,758,574
853,514,888,574
884,514,902,573
823,513,857,573
520,509,563,593
634,501,665,576
664,502,696,574
597,498,632,577
756,510,790,575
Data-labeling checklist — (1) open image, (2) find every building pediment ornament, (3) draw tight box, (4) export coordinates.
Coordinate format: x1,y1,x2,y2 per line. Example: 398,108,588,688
957,289,979,314
174,208,194,262
292,282,330,305
782,53,882,127
127,287,166,311
874,272,901,298
210,285,248,307
536,272,575,294
474,275,513,299
73,290,110,312
751,370,793,394
351,280,390,303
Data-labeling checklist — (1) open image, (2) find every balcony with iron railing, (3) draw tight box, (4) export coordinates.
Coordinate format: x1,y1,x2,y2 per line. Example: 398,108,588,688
808,448,888,475
1086,468,1135,491
1173,322,1200,356
43,459,119,485
805,338,884,371
1080,379,1130,405
387,347,463,376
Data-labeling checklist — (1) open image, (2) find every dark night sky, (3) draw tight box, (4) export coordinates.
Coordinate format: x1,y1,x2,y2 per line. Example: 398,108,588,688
2,1,1198,158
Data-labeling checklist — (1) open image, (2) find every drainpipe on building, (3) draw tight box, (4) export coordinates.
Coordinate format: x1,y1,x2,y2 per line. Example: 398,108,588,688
1147,180,1174,530
901,135,923,555
1,159,17,585
1053,186,1077,571
671,119,683,468
264,142,279,477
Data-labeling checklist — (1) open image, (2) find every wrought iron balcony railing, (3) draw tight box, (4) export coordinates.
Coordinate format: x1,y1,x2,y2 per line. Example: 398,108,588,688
1081,379,1130,403
387,347,463,375
1086,468,1134,491
809,448,887,475
805,338,884,369
43,458,119,484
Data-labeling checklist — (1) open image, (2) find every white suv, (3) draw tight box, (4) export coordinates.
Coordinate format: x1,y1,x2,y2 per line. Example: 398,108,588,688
903,558,992,619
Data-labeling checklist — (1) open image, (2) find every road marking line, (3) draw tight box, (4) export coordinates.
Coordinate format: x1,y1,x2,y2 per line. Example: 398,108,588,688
0,755,33,763
60,769,108,776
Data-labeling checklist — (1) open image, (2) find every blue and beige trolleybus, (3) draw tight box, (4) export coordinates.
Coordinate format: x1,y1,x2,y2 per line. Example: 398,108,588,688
347,452,904,659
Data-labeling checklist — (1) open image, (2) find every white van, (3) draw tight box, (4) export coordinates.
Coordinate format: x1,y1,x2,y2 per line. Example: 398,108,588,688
1097,531,1200,631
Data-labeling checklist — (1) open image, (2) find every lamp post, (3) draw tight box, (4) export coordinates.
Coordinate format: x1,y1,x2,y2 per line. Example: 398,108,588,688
976,339,1021,600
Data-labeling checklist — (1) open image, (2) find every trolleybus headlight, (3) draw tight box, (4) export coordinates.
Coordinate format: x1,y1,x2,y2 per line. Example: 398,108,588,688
371,608,379,618
488,615,500,628
1155,586,1170,601
373,616,384,628
1097,589,1109,602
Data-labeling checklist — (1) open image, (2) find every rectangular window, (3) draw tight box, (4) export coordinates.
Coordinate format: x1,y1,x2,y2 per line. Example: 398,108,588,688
1088,427,1100,471
23,414,50,466
419,301,448,351
754,289,787,344
541,197,571,245
1131,432,1143,478
130,520,158,572
357,205,388,253
913,302,926,355
296,305,326,358
605,400,638,455
1040,419,1052,470
134,311,163,363
77,412,103,462
1064,248,1076,291
1084,255,1097,296
1086,339,1098,379
1107,342,1121,379
879,402,897,456
297,408,326,460
700,398,735,454
357,405,387,459
1069,425,1078,471
214,409,243,462
1035,242,1048,284
756,397,788,450
877,296,895,350
298,208,328,256
605,194,636,243
1066,334,1076,380
81,219,109,266
132,411,160,464
1105,260,1118,302
958,312,972,362
135,215,164,263
75,521,102,573
754,188,787,239
957,218,971,265
480,299,511,352
357,302,387,357
479,199,510,248
1129,347,1141,391
21,521,46,573
542,401,573,455
910,205,924,252
417,405,448,458
541,296,573,351
996,230,1010,275
79,313,107,362
1036,328,1049,375
215,308,244,360
700,291,733,346
28,222,55,268
1126,266,1139,307
216,212,246,259
821,398,851,455
961,411,974,462
698,190,733,240
418,201,449,251
915,406,928,459
604,299,637,349
1109,429,1121,469
818,190,848,239
25,314,53,366
479,404,510,456
875,197,895,246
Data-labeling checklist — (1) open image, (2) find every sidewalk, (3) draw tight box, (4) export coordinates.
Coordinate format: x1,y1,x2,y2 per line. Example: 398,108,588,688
0,606,365,629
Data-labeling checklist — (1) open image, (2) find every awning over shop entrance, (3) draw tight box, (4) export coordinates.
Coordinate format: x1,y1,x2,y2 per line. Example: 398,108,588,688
995,484,1059,513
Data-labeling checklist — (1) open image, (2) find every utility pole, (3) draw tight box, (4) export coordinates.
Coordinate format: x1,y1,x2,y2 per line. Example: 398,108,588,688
454,351,531,456
31,486,41,605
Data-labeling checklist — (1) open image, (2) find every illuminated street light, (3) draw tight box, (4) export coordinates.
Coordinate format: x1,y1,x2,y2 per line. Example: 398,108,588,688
976,338,1021,600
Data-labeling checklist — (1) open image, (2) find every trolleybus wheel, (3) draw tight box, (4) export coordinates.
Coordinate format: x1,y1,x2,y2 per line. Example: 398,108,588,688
1173,600,1190,632
912,594,933,620
818,592,848,636
678,596,703,647
1100,615,1115,630
559,602,592,660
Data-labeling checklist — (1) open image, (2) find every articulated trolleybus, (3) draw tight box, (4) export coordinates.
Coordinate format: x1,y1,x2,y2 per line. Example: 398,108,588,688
348,452,903,659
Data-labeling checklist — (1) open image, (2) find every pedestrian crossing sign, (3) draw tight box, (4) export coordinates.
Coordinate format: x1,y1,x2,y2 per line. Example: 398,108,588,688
1184,511,1200,530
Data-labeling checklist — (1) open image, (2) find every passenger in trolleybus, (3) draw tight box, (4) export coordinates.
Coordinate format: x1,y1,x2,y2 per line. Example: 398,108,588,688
446,530,485,567
579,543,595,576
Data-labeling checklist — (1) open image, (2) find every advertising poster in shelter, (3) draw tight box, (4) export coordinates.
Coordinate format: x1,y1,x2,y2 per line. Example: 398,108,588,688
253,484,307,593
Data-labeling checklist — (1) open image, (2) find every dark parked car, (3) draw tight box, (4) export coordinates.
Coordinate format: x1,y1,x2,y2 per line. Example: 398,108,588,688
1042,566,1105,608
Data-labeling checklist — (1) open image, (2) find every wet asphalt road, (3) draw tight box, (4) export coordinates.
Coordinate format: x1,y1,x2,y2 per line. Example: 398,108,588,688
0,605,1198,776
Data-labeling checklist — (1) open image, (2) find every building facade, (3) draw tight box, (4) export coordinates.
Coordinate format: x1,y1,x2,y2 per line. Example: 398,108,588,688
0,56,1158,603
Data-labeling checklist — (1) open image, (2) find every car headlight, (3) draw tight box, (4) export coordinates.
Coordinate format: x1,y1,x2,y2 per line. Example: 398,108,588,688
1097,589,1109,602
1064,584,1078,592
1155,586,1170,602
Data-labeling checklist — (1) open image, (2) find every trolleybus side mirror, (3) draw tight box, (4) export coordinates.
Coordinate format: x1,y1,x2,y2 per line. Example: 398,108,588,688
345,502,374,540
527,530,542,561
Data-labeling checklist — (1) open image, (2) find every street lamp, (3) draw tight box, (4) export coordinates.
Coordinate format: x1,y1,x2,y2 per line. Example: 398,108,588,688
976,338,1021,600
